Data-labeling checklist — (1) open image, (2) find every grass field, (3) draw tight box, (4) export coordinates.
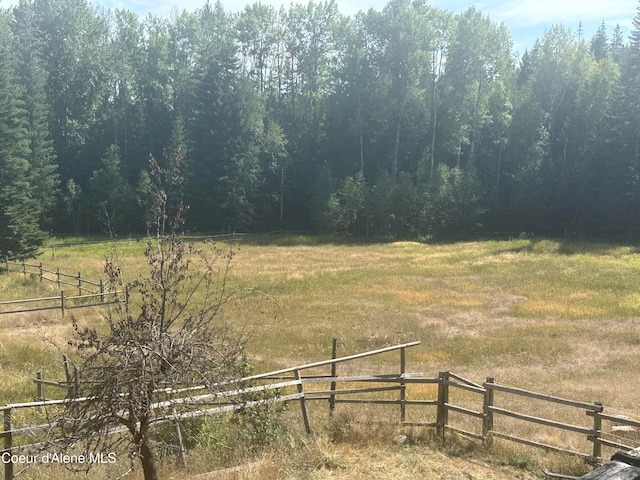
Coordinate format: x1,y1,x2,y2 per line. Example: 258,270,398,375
2,235,640,479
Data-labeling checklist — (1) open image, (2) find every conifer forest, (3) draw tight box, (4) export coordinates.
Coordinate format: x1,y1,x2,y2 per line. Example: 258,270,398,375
2,0,640,256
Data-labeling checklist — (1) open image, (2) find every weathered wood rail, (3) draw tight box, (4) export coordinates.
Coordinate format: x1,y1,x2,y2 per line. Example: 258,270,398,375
0,258,123,316
2,257,103,294
0,291,124,316
33,355,79,402
1,340,639,480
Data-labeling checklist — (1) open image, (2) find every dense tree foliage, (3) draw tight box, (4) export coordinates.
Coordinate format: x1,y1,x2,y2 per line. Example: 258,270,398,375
0,9,47,258
2,0,640,252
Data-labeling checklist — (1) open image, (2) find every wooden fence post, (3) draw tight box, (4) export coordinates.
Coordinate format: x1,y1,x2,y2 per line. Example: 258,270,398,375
436,371,449,438
60,291,65,317
56,268,60,288
329,338,337,416
483,377,495,446
63,354,72,388
72,365,79,398
400,346,406,423
100,279,104,303
4,408,13,480
77,272,82,296
39,263,43,282
294,369,312,435
172,408,187,468
62,355,79,398
35,371,44,403
591,402,603,463
21,260,26,277
124,285,130,314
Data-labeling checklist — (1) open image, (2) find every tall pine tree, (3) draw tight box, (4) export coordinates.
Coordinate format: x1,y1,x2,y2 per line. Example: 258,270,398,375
12,2,59,226
0,11,46,258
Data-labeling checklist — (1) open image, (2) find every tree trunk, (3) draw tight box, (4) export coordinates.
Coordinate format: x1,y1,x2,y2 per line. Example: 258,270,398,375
392,120,401,179
392,92,408,179
360,134,364,175
430,43,445,179
139,437,158,480
635,124,640,168
468,80,483,164
430,105,438,179
495,142,503,200
134,419,158,480
280,165,284,225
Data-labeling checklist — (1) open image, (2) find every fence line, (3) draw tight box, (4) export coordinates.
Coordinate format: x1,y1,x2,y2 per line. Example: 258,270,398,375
1,258,124,316
2,257,103,294
0,290,123,316
2,340,640,480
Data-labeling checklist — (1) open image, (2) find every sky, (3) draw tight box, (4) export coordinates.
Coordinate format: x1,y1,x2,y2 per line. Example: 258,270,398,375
2,0,638,55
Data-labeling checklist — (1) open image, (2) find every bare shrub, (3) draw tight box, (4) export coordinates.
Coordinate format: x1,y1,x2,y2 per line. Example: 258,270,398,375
51,157,251,480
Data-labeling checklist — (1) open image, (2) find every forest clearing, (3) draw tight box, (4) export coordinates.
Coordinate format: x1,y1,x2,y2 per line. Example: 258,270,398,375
2,235,640,479
4,0,640,477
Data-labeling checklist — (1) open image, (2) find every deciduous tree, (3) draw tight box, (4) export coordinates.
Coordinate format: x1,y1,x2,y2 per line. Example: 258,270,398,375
58,165,248,480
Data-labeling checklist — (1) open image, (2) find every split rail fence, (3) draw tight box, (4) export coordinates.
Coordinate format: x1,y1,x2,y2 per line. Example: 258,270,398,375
0,258,123,316
2,340,639,480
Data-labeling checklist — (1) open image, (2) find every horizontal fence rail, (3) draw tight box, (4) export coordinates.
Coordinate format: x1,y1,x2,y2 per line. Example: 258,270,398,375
0,341,421,480
1,258,123,316
0,291,123,316
486,380,606,462
2,340,640,480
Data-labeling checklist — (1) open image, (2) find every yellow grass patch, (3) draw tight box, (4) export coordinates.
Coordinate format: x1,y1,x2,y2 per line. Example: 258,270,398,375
4,236,640,478
515,299,606,318
280,440,541,480
415,351,450,363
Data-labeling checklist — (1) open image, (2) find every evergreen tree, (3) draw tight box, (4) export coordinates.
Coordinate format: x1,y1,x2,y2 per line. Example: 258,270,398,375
517,50,533,86
602,2,640,233
33,0,107,185
11,2,59,225
187,1,247,230
0,11,46,258
590,21,609,61
611,23,626,63
164,114,188,219
140,15,173,163
1,0,640,238
618,1,640,168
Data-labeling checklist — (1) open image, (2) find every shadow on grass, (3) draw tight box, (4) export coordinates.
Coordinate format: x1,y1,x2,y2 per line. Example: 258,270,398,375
233,233,640,256
45,232,640,255
512,238,640,256
236,233,401,247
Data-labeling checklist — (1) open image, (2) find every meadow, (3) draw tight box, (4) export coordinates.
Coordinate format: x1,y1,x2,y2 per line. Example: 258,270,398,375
2,235,640,479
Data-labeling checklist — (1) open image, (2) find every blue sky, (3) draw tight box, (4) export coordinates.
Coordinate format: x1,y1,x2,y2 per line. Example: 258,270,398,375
2,0,637,55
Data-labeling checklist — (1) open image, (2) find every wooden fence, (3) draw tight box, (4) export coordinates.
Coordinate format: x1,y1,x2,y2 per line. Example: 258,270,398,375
2,340,639,480
33,355,79,403
0,258,123,316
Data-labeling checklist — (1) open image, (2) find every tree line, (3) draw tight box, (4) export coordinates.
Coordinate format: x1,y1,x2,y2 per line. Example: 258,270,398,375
2,0,640,256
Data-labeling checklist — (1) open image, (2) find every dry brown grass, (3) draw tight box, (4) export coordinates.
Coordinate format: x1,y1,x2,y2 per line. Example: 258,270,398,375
3,236,640,478
279,441,539,479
